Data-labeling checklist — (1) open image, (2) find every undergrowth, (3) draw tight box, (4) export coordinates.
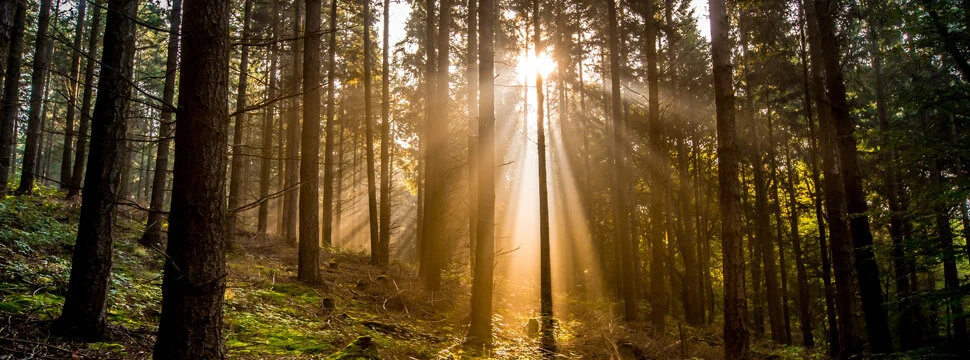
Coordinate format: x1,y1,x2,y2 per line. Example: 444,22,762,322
0,187,819,359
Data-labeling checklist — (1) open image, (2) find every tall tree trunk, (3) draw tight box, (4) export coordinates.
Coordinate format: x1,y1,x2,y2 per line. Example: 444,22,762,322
258,0,281,236
420,0,450,291
768,119,793,344
60,0,87,188
753,124,786,344
322,0,337,247
468,0,494,345
153,0,230,355
17,0,54,194
643,0,666,332
533,0,554,352
297,0,322,283
465,0,477,275
798,0,836,350
805,2,861,357
141,0,182,246
607,0,636,323
0,0,23,193
377,0,390,265
710,0,749,356
813,0,893,353
363,0,380,265
68,0,104,198
785,144,814,347
52,0,137,340
228,0,254,236
283,0,304,247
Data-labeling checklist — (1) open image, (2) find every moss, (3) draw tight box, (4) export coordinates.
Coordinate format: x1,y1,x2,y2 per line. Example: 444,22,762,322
326,336,381,360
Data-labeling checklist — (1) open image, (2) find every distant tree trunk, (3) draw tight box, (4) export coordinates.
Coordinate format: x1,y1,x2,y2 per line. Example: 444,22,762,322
60,0,87,188
798,0,836,350
805,2,861,357
711,0,749,356
767,120,793,344
322,0,337,247
467,0,494,345
813,0,893,353
606,0,635,323
0,0,23,193
785,144,814,347
258,0,281,236
931,115,967,341
228,0,254,236
52,0,137,340
283,0,304,247
753,123,785,344
376,0,391,265
420,0,451,291
140,0,181,246
298,0,322,283
416,0,435,274
643,0,666,332
153,0,230,355
363,0,380,265
533,0,554,352
16,0,54,194
464,0,477,275
68,0,104,198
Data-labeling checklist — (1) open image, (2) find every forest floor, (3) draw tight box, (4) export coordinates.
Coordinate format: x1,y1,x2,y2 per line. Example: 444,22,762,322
0,190,814,359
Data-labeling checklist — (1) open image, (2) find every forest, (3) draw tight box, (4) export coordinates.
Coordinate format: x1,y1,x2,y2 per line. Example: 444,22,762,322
0,0,968,358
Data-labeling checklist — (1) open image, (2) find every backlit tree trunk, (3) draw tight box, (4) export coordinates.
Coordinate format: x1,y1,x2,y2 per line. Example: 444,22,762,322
68,0,104,198
298,0,322,283
52,0,137,340
0,0,24,193
17,0,54,194
153,0,230,355
60,0,86,188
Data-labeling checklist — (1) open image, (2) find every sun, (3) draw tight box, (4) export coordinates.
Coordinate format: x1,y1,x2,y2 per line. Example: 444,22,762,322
517,50,557,79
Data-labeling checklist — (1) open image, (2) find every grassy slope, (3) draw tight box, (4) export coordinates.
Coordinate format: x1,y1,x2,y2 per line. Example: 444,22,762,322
0,190,812,359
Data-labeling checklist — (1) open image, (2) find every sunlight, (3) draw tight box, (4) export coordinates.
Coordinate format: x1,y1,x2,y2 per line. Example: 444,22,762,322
516,50,557,80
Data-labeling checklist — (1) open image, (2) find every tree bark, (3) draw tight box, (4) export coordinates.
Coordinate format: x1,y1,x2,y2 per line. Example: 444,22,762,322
228,0,254,236
375,0,391,265
68,0,104,198
467,0,494,345
141,0,182,246
16,0,54,194
606,0,636,323
322,0,337,247
362,0,380,265
258,0,281,235
298,0,322,283
153,0,230,355
813,0,893,353
710,0,749,356
0,0,24,193
52,0,135,341
283,0,304,247
420,0,450,291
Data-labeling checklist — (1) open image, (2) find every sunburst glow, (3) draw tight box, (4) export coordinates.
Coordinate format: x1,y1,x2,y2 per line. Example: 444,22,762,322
517,50,557,79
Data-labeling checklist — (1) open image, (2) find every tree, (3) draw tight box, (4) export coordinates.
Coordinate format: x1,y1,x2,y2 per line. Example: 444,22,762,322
378,0,392,266
322,0,337,248
153,0,230,355
298,0,322,284
534,0,554,352
52,0,137,340
283,0,304,247
710,0,749,357
228,0,255,236
420,0,451,291
16,0,54,194
812,0,893,353
467,0,495,345
258,0,281,235
67,0,104,198
363,0,380,265
606,0,635,322
0,0,25,193
643,0,667,332
60,0,87,189
141,0,182,246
